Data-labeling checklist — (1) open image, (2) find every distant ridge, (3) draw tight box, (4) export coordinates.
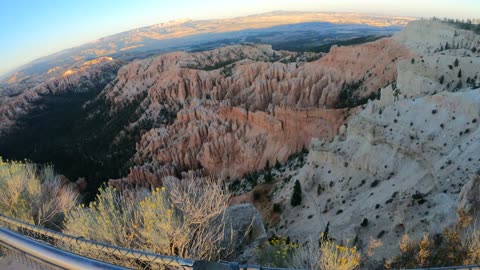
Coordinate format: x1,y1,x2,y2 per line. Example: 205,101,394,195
0,11,414,82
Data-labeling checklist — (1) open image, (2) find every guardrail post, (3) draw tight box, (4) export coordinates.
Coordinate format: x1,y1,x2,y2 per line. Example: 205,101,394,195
193,260,232,270
228,262,240,270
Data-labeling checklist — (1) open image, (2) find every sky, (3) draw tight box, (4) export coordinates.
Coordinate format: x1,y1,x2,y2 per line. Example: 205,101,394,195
1,0,479,76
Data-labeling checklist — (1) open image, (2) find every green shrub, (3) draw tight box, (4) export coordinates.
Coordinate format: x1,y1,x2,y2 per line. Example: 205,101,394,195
253,191,262,201
273,203,282,213
439,75,445,84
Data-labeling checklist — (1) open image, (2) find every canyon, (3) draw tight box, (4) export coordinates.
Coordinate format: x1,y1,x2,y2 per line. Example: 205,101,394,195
1,17,480,264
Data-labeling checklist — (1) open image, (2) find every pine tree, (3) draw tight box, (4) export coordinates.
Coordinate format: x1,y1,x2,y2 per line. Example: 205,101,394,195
274,159,281,170
319,222,330,247
454,58,459,67
458,69,462,78
290,180,302,206
264,161,273,183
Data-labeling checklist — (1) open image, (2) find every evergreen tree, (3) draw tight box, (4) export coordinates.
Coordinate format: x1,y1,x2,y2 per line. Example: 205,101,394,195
264,160,273,183
458,69,462,78
291,180,302,206
454,58,459,67
274,159,281,170
319,222,330,247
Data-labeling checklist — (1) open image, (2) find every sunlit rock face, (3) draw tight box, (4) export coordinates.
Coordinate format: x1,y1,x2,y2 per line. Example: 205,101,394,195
265,20,480,261
105,40,413,188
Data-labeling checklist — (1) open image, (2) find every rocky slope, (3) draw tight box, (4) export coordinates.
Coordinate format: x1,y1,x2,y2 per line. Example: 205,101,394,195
105,39,412,188
0,57,123,135
264,20,480,261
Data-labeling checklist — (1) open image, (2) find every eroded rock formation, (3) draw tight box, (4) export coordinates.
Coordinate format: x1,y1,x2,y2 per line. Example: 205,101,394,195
107,40,412,188
268,20,480,260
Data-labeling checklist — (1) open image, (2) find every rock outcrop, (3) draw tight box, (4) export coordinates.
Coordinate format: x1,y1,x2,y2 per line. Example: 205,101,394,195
458,173,480,215
268,20,480,260
224,203,267,263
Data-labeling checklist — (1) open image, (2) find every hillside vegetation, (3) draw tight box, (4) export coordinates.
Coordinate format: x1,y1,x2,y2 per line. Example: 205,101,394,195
0,159,78,228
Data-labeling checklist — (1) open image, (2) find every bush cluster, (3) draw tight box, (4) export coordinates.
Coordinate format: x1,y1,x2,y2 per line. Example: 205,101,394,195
0,158,78,228
386,211,480,269
63,178,234,263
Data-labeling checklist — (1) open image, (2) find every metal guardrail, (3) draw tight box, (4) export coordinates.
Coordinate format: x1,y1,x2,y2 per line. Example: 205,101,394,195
0,213,194,269
0,227,128,270
0,213,297,270
407,266,480,270
1,213,479,270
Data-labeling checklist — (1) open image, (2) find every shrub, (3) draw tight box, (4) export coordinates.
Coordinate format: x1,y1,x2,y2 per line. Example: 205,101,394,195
273,203,282,213
439,75,445,84
256,237,299,267
370,179,380,188
253,191,262,201
319,239,360,270
145,178,231,260
0,159,78,228
361,218,369,227
388,211,480,268
291,180,302,207
64,177,232,262
63,186,141,248
263,160,274,183
291,240,320,269
246,172,258,187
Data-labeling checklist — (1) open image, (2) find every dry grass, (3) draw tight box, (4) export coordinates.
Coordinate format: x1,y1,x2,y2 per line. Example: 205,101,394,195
0,158,78,228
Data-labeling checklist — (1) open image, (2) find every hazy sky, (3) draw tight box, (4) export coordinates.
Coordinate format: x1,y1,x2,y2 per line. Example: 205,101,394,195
1,0,479,76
